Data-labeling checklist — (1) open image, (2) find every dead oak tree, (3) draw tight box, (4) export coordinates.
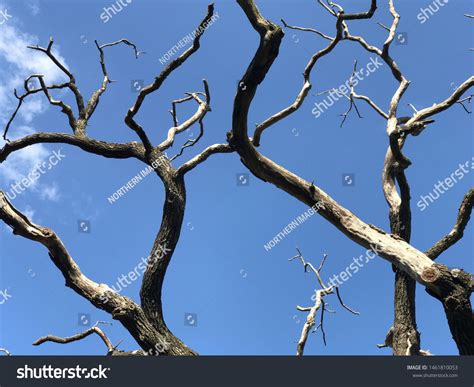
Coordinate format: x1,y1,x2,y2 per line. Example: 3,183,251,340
228,0,473,355
0,4,231,356
0,0,472,356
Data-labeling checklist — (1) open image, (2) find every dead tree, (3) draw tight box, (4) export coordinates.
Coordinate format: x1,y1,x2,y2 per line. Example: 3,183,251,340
0,4,231,355
0,0,472,356
228,0,473,355
290,249,359,355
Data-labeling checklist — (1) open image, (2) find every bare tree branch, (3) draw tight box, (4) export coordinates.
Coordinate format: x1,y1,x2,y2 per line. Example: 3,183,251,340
426,189,474,260
0,6,230,357
252,11,346,146
33,322,115,353
335,287,360,315
36,75,77,130
291,250,359,355
159,80,211,152
401,77,474,136
33,322,147,356
177,143,233,175
85,39,143,120
3,74,76,140
27,37,86,121
0,133,145,163
353,93,389,119
124,4,215,154
338,61,363,127
0,192,193,355
289,248,326,289
280,18,333,40
230,0,474,355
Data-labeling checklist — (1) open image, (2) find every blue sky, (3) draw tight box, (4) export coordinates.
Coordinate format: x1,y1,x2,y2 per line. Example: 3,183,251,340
0,0,472,356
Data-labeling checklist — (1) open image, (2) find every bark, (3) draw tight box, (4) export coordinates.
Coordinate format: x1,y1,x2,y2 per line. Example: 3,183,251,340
0,2,224,356
383,146,420,356
230,0,473,355
140,151,197,355
0,192,175,354
425,265,474,355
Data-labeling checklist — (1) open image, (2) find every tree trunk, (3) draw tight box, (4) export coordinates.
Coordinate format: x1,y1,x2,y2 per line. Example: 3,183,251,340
426,265,474,355
389,174,420,356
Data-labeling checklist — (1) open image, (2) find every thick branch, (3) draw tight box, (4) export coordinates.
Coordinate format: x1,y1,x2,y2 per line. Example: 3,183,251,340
0,132,145,163
229,3,473,356
0,192,193,355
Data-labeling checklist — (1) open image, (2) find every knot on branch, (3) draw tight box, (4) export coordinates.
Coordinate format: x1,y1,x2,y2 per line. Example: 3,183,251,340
392,158,411,172
421,266,441,283
41,227,54,237
424,264,473,301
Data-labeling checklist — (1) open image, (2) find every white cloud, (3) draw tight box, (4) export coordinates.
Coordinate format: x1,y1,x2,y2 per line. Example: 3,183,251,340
0,22,68,125
0,125,48,183
0,25,65,81
0,8,67,200
39,183,60,202
26,0,40,16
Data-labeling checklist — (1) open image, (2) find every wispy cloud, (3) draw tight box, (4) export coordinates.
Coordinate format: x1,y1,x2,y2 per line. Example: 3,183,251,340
0,21,68,125
26,0,40,16
0,125,48,183
0,5,67,202
39,183,61,202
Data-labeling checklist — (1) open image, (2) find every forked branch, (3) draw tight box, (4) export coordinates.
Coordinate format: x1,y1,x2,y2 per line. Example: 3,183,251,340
290,249,359,355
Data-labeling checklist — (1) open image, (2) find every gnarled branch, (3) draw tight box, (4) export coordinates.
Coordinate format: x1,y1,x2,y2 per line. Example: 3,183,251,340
0,192,194,355
230,0,474,355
